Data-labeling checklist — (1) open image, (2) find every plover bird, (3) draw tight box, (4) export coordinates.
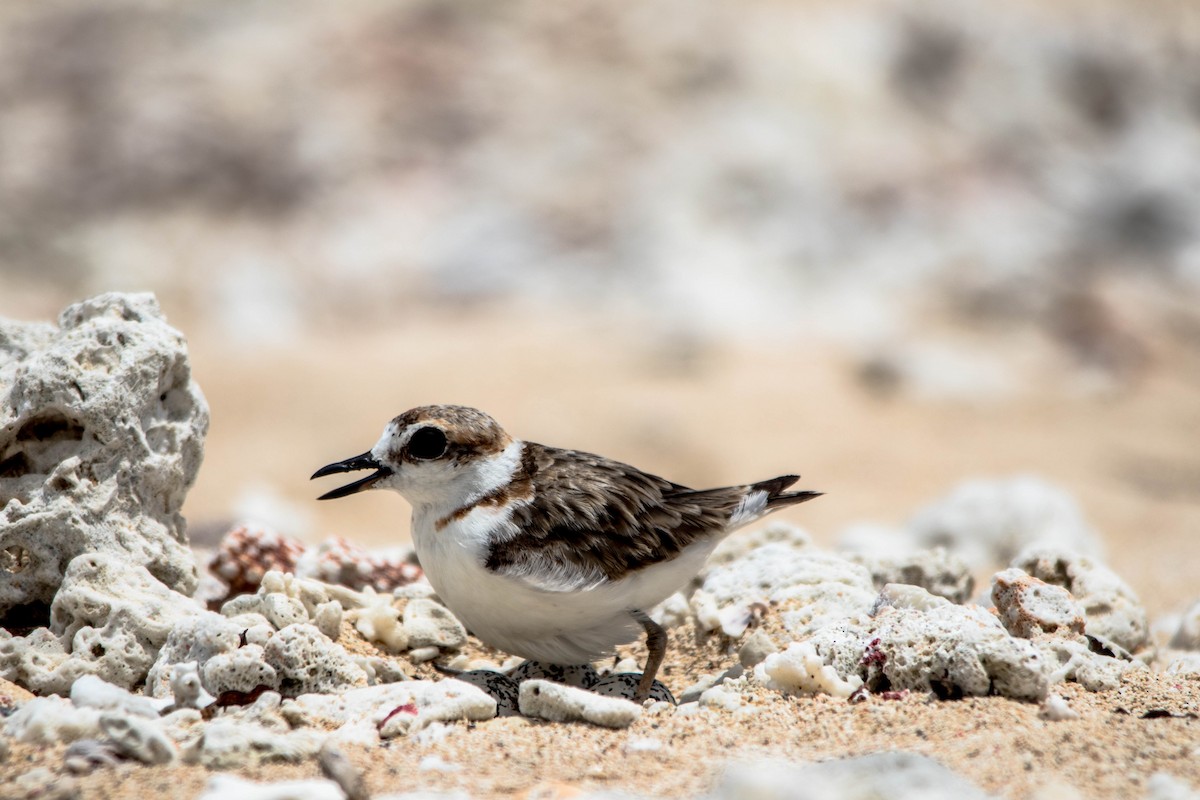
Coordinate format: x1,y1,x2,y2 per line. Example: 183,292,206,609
312,405,819,702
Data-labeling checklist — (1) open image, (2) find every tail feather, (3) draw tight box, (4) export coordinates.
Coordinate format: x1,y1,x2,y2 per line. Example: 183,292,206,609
751,474,823,510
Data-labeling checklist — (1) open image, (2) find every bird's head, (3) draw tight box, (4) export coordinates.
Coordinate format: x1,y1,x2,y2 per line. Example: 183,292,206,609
312,405,515,506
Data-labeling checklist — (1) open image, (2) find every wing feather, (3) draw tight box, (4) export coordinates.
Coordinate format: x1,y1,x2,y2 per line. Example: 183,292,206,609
484,444,752,591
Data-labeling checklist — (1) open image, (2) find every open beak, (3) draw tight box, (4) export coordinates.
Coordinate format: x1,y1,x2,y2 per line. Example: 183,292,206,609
311,451,392,500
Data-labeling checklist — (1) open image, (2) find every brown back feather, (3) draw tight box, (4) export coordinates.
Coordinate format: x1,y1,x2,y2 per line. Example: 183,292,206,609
484,444,817,584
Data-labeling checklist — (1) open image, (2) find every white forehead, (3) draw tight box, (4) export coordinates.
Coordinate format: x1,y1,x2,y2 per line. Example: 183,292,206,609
371,419,418,460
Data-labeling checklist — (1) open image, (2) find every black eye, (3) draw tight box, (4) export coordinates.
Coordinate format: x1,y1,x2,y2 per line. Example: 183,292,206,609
408,426,448,460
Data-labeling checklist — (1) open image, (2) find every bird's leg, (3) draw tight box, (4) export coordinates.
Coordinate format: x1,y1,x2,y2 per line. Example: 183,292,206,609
631,610,667,704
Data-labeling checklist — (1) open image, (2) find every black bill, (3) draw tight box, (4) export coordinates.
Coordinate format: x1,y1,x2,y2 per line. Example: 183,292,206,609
311,451,392,500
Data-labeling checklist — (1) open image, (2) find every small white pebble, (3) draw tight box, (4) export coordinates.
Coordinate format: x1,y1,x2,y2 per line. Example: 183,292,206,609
1040,693,1079,721
444,654,472,671
675,702,704,717
407,646,441,663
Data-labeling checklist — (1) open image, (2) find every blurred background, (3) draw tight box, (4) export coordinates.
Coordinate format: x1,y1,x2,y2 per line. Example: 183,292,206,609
1,0,1198,613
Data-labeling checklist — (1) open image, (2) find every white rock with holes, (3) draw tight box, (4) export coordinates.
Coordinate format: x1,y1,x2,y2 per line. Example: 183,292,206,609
147,611,269,698
1013,548,1149,655
695,525,878,640
0,292,208,617
263,624,368,696
2,553,205,694
806,584,1052,701
991,568,1086,640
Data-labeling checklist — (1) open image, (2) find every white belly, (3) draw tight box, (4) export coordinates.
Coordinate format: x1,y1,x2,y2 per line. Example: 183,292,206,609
411,504,716,664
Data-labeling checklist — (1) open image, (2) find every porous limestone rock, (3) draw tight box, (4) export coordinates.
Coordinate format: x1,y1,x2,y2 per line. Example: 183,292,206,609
906,476,1103,569
237,571,414,654
1039,638,1138,691
805,584,1051,701
403,598,467,650
2,553,205,694
0,628,93,697
145,612,250,698
150,600,371,699
223,570,337,628
518,679,641,728
1158,604,1200,673
0,293,208,618
991,568,1086,640
708,522,814,564
204,645,280,696
1013,548,1148,654
51,553,204,686
852,547,976,604
263,624,368,697
259,594,310,630
695,526,877,639
679,666,743,704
